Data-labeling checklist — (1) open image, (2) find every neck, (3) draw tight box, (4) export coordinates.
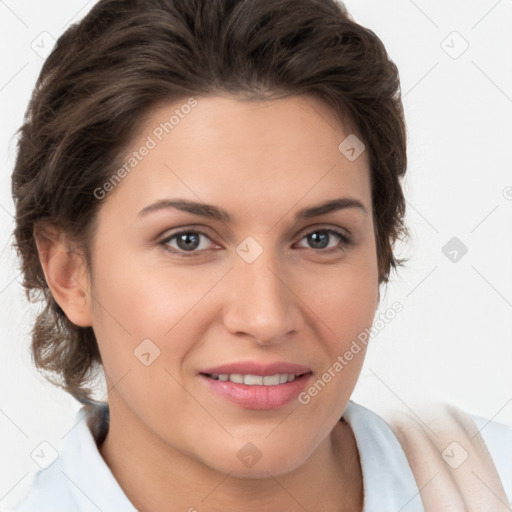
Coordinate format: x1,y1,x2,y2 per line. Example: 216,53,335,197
99,399,363,512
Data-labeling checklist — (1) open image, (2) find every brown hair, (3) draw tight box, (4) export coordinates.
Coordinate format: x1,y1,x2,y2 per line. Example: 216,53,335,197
12,0,408,402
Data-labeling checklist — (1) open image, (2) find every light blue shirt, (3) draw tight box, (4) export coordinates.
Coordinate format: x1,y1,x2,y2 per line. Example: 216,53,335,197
2,401,511,512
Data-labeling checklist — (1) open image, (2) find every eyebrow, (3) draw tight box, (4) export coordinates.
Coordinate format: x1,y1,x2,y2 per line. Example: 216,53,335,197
137,197,367,222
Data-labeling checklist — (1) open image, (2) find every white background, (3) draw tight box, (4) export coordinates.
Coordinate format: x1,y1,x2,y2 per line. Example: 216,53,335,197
1,0,511,502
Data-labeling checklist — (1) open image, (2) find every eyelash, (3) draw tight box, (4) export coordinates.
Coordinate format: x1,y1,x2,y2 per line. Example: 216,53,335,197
158,228,353,257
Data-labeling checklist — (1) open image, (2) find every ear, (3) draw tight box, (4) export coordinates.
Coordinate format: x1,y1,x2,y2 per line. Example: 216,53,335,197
34,222,93,327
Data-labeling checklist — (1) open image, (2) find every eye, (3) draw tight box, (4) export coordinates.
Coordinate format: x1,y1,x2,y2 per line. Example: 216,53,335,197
160,230,218,255
295,228,352,252
159,227,352,257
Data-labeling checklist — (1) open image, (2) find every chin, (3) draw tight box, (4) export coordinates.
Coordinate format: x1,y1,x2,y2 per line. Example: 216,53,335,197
196,438,313,479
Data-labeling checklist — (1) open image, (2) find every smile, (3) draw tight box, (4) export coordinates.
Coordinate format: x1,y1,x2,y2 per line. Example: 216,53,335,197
199,362,313,409
204,373,299,385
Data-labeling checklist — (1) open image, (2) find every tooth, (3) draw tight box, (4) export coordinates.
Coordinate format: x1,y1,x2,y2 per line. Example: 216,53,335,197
263,374,280,386
244,374,263,385
222,373,298,385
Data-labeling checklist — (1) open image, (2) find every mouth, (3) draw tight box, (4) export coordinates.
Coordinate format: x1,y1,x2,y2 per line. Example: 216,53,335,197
202,372,306,385
199,362,313,410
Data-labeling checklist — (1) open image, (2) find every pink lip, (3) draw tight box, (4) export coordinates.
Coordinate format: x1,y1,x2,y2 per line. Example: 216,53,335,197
199,361,312,410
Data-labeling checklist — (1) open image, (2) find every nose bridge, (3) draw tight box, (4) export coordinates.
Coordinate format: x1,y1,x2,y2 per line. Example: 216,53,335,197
224,242,296,343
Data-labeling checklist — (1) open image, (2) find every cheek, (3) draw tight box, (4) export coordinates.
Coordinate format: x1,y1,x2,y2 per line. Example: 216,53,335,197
88,246,227,369
304,247,379,341
293,266,377,418
311,270,376,375
296,245,378,387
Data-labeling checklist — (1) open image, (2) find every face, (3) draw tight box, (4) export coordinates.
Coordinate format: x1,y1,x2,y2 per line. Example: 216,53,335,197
85,94,379,477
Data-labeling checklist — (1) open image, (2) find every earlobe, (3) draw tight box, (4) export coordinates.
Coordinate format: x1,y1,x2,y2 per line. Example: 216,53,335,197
34,223,93,327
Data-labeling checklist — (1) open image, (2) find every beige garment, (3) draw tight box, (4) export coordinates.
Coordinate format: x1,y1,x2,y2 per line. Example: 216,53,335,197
383,402,509,512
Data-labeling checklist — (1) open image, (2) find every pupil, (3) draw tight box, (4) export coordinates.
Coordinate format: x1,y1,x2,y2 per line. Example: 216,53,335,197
177,232,199,251
309,232,328,249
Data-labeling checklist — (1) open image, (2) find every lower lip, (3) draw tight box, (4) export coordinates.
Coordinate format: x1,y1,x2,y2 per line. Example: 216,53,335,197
200,374,312,410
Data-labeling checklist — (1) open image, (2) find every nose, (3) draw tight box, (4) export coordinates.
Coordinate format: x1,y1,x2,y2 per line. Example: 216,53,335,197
222,247,300,345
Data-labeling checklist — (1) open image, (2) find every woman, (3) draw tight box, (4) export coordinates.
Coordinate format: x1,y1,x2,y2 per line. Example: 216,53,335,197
5,0,511,510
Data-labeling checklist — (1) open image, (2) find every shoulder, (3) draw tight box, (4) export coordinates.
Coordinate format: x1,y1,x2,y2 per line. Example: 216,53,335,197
1,460,77,512
343,401,424,512
2,403,136,512
363,400,512,510
470,410,512,502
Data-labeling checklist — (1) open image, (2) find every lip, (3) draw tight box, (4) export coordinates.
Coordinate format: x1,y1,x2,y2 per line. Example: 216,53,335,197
199,361,312,410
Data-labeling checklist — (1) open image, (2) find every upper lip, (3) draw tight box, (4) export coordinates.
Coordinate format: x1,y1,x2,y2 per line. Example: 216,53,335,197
200,361,312,377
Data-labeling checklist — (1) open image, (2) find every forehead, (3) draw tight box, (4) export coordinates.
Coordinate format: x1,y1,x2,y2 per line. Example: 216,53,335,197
100,94,371,225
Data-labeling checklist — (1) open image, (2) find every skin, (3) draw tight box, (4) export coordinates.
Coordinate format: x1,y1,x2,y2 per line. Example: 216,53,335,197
36,94,380,511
